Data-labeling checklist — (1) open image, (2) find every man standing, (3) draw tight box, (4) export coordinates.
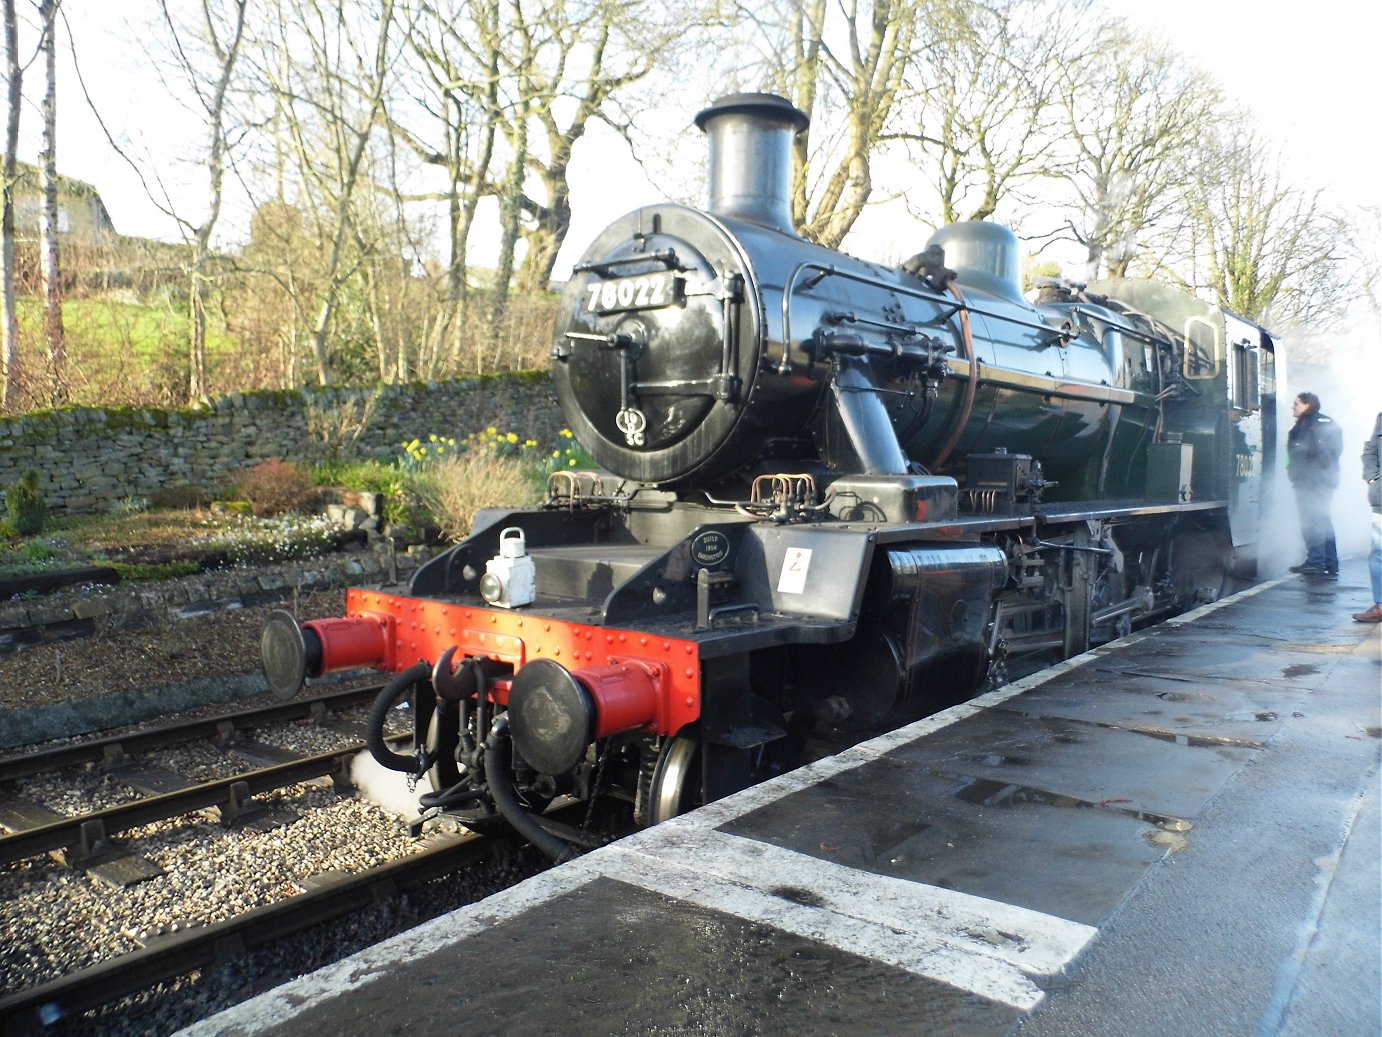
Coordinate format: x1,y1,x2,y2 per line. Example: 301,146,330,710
1286,392,1343,577
1354,411,1382,622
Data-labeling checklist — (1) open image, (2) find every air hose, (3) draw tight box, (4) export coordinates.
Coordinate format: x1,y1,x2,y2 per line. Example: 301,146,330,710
366,661,431,773
484,717,577,863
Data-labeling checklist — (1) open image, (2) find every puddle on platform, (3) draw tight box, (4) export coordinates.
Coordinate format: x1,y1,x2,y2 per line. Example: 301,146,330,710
1155,690,1216,703
950,774,1193,835
1280,663,1320,678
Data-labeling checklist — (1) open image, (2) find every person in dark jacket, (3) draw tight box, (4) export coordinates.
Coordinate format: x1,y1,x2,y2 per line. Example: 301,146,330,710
1286,392,1343,576
1355,411,1382,622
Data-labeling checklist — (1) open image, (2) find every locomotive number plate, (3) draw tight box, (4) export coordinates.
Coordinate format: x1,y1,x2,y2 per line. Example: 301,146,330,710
584,272,679,314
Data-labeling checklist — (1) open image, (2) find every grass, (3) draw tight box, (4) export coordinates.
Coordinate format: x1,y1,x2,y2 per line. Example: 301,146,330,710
13,295,243,407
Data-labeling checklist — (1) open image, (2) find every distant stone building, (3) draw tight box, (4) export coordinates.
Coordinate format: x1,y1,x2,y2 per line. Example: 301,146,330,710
8,160,117,241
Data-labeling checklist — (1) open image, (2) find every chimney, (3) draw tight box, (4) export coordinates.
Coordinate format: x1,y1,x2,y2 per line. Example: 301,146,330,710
694,93,808,234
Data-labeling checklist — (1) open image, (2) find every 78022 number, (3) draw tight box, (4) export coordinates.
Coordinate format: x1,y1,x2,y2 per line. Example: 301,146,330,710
584,272,678,313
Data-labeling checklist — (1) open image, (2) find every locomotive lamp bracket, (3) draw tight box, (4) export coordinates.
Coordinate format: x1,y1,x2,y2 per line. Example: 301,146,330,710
563,328,646,355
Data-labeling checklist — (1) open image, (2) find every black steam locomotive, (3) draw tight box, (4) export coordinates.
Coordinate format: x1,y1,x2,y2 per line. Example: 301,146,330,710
261,94,1279,859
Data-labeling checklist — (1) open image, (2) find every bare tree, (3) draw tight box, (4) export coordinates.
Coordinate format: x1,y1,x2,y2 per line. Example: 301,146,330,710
501,0,691,292
795,0,917,246
1053,21,1220,280
1172,121,1354,329
713,0,921,248
153,0,250,401
898,0,1084,226
493,86,528,323
1,0,23,409
36,0,62,403
394,0,504,374
252,0,400,385
231,198,318,387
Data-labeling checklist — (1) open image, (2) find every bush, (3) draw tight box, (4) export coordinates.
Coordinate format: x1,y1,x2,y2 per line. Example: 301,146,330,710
231,458,320,517
312,457,411,526
414,451,538,541
5,469,47,536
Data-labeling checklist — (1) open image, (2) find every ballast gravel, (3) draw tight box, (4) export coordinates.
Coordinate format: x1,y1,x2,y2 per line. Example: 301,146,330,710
0,585,552,1035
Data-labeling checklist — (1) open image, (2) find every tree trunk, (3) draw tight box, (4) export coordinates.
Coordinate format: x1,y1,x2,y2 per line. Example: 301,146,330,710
491,104,528,337
38,0,65,405
1,0,22,410
188,269,208,399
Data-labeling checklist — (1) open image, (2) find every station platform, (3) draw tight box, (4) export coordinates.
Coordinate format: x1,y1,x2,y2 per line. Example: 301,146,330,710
184,571,1381,1037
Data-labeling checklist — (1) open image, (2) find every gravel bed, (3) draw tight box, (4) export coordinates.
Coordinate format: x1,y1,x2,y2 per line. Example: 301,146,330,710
0,576,555,1035
0,590,348,723
2,750,552,1035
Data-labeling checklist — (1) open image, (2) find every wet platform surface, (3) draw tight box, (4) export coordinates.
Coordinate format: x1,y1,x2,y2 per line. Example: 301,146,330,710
184,572,1381,1037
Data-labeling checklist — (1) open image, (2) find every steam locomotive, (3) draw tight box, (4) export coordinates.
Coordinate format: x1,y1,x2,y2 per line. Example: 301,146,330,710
260,94,1279,859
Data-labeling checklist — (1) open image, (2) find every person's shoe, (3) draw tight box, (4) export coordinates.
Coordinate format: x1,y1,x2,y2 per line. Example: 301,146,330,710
1353,604,1382,623
1291,563,1327,575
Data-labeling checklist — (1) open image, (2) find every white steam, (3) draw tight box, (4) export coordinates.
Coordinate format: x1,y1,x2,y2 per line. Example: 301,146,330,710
1275,309,1382,572
350,750,423,819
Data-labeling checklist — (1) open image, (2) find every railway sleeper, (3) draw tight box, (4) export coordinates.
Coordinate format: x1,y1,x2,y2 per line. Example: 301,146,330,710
66,818,164,887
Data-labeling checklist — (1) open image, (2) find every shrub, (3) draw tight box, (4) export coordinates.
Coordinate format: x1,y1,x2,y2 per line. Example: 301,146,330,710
313,457,412,526
232,458,320,517
415,451,538,541
5,469,47,536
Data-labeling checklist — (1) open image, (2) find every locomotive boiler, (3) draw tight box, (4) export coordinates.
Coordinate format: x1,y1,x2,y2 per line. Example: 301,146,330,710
260,93,1279,858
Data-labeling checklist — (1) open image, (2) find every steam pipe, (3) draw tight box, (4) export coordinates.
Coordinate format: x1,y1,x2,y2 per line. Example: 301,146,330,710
366,661,431,774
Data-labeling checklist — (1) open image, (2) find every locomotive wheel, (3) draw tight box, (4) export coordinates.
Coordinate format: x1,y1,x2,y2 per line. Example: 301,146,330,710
647,736,701,825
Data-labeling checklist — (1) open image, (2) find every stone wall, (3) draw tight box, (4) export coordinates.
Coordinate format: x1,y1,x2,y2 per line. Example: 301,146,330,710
0,373,562,514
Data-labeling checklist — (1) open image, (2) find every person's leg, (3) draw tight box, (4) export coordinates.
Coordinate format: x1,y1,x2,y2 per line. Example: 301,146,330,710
1322,490,1338,572
1295,491,1328,568
1370,513,1382,605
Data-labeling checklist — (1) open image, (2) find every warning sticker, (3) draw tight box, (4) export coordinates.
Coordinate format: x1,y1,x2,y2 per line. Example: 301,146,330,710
777,547,812,594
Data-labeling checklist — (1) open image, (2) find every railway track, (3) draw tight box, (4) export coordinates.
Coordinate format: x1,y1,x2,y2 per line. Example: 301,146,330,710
0,688,604,1034
0,685,388,785
0,686,398,872
0,686,406,877
0,829,499,1034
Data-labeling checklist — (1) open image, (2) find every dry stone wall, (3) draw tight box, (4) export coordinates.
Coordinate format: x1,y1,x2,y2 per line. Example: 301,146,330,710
0,373,561,514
